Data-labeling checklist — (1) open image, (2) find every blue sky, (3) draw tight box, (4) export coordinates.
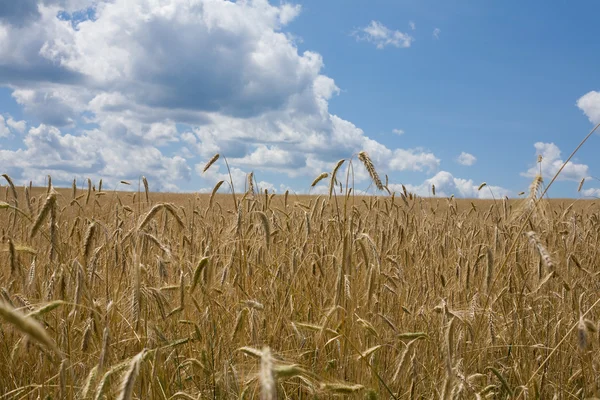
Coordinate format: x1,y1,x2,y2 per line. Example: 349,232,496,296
1,0,599,198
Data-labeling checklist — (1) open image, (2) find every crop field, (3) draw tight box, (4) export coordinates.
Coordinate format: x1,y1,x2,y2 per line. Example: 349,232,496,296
1,163,600,399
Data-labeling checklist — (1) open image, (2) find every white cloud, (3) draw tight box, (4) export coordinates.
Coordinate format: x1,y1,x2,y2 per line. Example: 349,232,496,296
230,145,304,169
577,91,600,124
257,180,276,193
0,1,91,26
433,28,441,39
12,86,84,127
582,188,600,197
388,148,439,172
354,21,413,49
392,128,404,135
521,142,588,181
1,0,321,118
409,21,416,31
391,171,510,199
0,0,439,191
278,3,302,25
0,115,10,137
457,151,476,166
0,123,190,190
6,116,26,133
0,114,27,137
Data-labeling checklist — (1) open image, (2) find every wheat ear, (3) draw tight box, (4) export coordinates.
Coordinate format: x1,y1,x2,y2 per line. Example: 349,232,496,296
329,159,345,198
358,151,384,191
1,174,18,205
311,172,328,187
30,192,56,238
202,153,220,173
260,347,276,400
142,176,149,203
0,301,60,356
117,349,146,400
247,172,255,195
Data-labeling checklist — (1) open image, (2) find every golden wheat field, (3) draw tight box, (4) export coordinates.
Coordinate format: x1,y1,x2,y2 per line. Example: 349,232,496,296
2,169,600,399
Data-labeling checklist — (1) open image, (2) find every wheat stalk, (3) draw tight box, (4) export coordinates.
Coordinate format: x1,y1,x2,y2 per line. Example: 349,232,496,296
0,301,61,357
138,203,164,230
247,172,255,195
117,349,146,400
311,172,328,187
30,192,56,238
358,151,384,191
202,153,220,173
329,159,345,198
1,174,18,206
142,176,149,203
253,211,271,249
260,347,276,400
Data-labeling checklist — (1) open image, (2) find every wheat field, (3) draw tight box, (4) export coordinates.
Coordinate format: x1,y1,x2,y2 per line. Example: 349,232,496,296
1,159,600,399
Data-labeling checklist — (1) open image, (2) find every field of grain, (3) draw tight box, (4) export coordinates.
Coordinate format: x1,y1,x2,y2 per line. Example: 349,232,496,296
2,168,600,399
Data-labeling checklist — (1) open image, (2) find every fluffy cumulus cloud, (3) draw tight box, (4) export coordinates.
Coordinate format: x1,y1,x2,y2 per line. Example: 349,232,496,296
0,123,190,190
6,116,27,133
0,0,441,192
11,87,83,126
0,117,9,138
577,91,600,124
354,21,413,49
391,171,510,199
522,142,588,181
457,151,476,166
0,1,91,26
0,114,26,138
